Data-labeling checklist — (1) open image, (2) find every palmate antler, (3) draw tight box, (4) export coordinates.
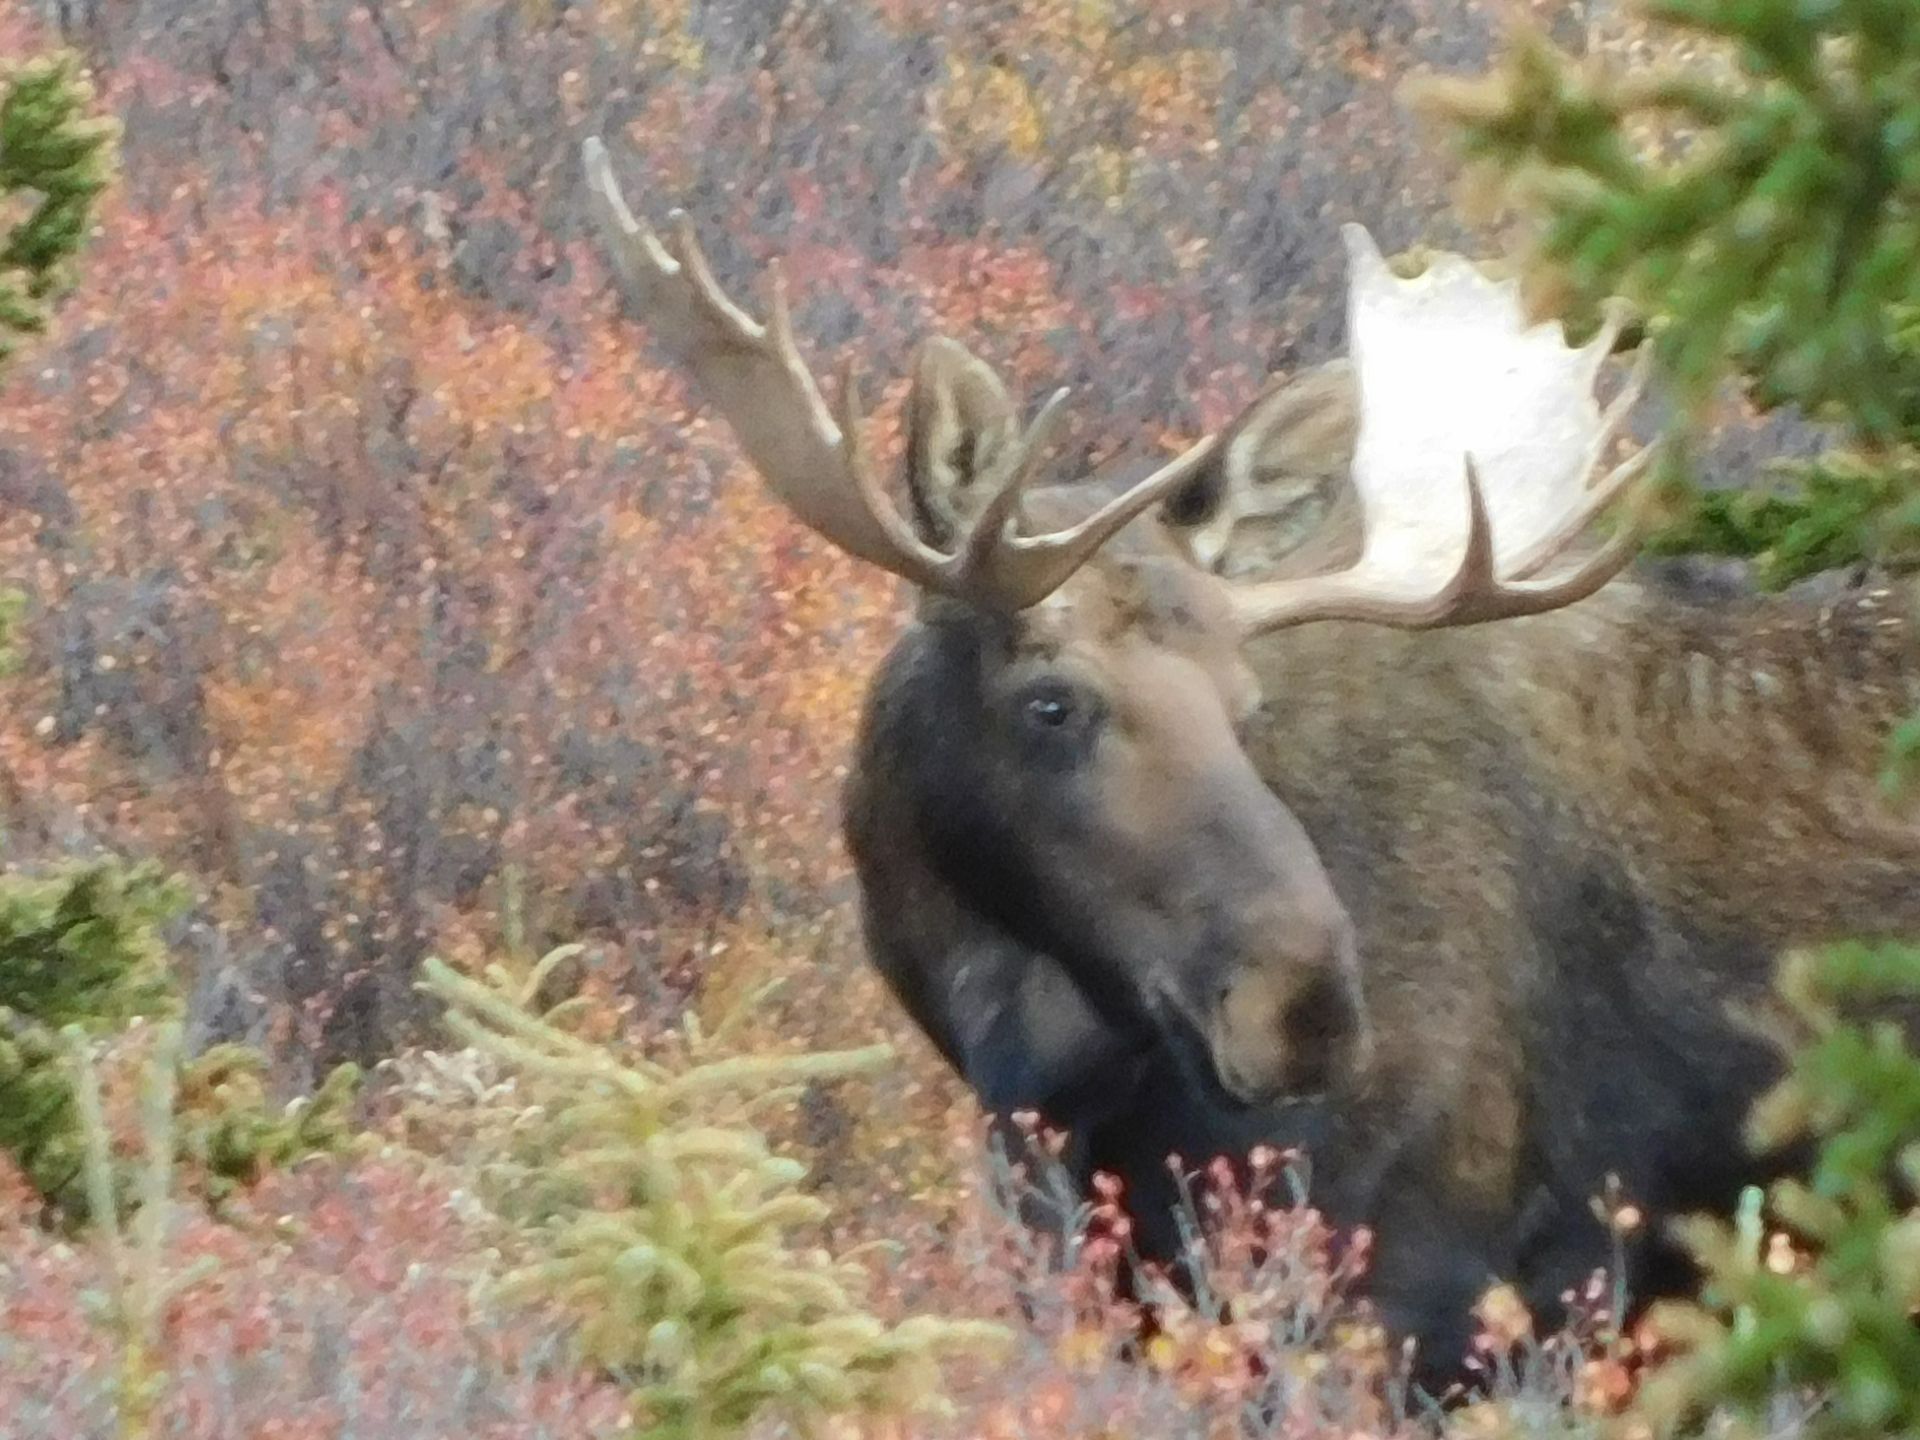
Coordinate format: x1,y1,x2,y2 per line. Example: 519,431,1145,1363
581,138,1218,612
1225,228,1655,635
582,137,1654,629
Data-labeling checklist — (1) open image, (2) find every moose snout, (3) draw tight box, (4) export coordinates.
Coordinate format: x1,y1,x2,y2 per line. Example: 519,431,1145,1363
1209,920,1370,1105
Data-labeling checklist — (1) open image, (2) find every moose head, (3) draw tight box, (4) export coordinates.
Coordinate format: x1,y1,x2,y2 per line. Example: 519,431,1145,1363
581,137,1652,1111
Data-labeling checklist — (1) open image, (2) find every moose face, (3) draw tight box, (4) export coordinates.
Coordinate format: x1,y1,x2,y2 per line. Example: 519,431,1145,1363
883,526,1369,1106
583,136,1652,1110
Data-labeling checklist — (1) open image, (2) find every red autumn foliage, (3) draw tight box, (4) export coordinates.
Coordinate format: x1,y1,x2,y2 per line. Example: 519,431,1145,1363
0,1150,632,1437
0,1,1814,1432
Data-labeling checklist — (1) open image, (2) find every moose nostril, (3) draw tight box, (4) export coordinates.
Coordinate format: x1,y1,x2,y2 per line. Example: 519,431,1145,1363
1281,972,1356,1090
1285,973,1351,1044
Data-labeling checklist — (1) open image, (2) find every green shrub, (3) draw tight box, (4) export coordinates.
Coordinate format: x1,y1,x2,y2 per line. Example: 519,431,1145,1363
417,948,1008,1440
174,1043,361,1206
62,1018,219,1439
0,861,185,1029
1636,943,1920,1439
0,860,359,1221
1411,0,1920,588
0,862,186,1217
0,587,24,678
0,50,118,364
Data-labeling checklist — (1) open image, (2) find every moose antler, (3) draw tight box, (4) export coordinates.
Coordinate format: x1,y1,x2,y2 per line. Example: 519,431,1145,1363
1227,226,1655,635
582,137,1218,611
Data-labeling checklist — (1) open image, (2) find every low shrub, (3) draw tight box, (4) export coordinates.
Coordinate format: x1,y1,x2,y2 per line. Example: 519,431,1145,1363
413,947,1009,1440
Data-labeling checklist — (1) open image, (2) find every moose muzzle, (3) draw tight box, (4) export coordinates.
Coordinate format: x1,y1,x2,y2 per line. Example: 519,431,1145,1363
1209,912,1371,1105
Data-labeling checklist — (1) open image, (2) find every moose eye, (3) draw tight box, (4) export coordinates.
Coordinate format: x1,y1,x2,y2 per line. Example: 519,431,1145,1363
1026,691,1074,728
1012,680,1101,750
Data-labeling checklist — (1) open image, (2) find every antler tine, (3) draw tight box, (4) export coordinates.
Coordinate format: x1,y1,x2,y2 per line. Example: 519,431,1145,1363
585,137,956,590
1018,386,1075,485
835,357,948,579
993,433,1224,602
1506,337,1657,583
1228,448,1648,633
580,138,679,307
1228,455,1493,632
957,387,1073,582
1448,455,1643,623
1228,223,1657,638
585,135,1209,614
1503,441,1655,584
1481,515,1643,618
668,209,771,348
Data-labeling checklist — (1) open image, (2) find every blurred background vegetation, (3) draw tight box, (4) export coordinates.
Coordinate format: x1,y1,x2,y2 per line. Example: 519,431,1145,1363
2,0,1917,1435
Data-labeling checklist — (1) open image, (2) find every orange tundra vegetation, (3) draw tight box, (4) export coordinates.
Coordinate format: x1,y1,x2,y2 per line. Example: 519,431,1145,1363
0,0,1822,1432
0,0,1590,1074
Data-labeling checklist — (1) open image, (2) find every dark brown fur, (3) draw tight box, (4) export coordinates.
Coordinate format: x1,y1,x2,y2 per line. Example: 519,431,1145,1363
843,354,1920,1392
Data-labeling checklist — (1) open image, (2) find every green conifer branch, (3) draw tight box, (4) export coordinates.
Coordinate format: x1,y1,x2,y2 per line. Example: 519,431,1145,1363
417,953,1007,1440
0,50,118,366
1412,13,1920,432
1635,943,1920,1438
0,862,359,1221
1411,4,1920,590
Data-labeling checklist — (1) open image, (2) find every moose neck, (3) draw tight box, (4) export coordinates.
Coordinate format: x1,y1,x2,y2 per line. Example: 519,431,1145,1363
1242,566,1920,955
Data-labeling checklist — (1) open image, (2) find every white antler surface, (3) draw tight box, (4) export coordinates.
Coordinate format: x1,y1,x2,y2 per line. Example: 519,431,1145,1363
1346,224,1621,573
1229,225,1652,634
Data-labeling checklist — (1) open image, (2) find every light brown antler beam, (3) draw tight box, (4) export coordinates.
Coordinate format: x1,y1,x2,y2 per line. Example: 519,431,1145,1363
583,136,1218,612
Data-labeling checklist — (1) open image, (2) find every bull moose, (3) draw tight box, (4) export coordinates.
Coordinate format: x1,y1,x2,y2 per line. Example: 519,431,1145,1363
580,137,1920,1390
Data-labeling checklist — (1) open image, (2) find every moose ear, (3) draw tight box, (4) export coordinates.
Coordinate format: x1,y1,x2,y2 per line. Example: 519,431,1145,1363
1161,360,1360,576
904,336,1023,549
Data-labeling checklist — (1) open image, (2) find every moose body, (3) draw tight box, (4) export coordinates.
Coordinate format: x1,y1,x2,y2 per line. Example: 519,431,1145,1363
581,139,1920,1389
848,496,1920,1379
